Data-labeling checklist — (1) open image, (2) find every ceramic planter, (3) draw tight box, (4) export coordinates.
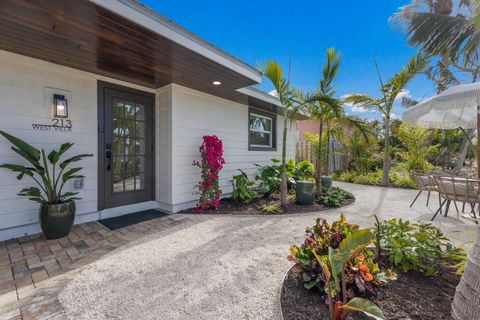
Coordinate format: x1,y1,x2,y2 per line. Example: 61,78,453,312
321,175,333,189
296,181,315,205
40,200,75,239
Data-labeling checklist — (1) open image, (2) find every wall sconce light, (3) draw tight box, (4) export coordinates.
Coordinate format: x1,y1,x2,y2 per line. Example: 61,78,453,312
53,94,68,118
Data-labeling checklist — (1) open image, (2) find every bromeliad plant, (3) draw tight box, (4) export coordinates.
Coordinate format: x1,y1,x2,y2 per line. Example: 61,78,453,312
0,131,93,204
192,135,225,213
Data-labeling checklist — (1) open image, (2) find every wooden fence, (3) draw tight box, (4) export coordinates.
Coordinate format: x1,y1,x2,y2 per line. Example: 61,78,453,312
296,140,344,173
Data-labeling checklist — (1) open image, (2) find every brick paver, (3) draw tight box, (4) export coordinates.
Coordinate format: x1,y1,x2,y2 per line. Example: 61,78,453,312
0,215,190,320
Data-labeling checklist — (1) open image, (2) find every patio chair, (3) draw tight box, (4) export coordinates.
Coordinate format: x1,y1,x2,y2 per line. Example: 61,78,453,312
431,176,480,221
410,171,438,207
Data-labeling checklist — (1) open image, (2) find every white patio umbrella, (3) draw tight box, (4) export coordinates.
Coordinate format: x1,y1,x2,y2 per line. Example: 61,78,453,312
403,82,480,177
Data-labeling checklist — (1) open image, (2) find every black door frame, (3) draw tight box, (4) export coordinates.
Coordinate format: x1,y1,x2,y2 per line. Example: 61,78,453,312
97,81,155,210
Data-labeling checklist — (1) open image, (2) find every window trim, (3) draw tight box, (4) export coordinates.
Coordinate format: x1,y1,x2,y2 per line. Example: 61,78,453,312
248,107,277,151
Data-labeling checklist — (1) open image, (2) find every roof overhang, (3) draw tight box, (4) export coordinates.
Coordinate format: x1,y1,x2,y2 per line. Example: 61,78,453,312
0,0,261,98
89,0,261,83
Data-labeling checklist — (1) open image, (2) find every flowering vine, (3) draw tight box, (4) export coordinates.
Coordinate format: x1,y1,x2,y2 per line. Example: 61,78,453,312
192,135,225,213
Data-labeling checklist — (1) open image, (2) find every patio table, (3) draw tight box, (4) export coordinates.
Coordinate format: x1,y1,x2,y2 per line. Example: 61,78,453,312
431,175,480,221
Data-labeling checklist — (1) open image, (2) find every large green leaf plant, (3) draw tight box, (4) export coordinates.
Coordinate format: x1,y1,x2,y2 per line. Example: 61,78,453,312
0,131,93,205
312,229,386,320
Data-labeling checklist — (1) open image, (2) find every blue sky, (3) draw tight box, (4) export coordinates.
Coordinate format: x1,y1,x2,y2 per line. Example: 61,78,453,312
142,0,439,120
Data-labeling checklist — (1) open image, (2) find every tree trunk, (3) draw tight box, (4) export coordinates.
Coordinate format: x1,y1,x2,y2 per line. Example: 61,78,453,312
280,116,288,211
315,115,324,198
455,129,474,173
381,117,390,187
452,229,480,320
325,124,331,175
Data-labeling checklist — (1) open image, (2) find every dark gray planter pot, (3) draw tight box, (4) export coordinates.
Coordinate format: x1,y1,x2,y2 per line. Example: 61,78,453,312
296,181,315,205
321,175,333,189
40,200,75,239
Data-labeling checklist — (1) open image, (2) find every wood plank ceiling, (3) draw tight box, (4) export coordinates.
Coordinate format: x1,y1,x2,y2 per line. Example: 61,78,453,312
0,0,265,106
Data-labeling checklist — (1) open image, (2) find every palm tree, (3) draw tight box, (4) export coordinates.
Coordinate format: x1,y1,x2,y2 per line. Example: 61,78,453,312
392,3,480,319
259,61,298,210
346,54,429,186
301,48,343,197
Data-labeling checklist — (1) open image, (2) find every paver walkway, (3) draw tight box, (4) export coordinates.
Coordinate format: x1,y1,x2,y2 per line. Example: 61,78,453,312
0,216,190,319
0,182,477,319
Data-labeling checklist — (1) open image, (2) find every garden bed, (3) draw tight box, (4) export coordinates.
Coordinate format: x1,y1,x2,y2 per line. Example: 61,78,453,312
281,263,460,320
179,192,355,215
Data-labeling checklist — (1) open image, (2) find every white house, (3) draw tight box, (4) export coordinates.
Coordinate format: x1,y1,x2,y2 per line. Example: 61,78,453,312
0,0,297,240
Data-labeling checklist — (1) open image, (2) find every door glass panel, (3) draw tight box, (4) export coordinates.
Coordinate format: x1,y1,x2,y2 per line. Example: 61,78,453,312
135,139,145,155
135,173,144,190
124,155,135,191
135,121,145,138
112,156,124,192
135,104,145,121
125,137,134,157
113,137,124,156
113,100,125,119
125,103,135,120
110,97,148,194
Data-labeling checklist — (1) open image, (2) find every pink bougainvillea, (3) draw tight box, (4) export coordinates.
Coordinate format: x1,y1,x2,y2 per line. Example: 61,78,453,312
192,135,225,213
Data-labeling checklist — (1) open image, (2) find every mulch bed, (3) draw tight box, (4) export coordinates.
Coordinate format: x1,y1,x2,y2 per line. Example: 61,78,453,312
281,264,460,320
179,195,355,215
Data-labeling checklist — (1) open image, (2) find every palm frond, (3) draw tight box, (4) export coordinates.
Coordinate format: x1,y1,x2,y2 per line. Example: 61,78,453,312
395,11,479,61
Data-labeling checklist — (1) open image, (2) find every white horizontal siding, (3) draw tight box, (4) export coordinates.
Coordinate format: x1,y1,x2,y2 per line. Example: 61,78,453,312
0,50,156,240
170,84,297,210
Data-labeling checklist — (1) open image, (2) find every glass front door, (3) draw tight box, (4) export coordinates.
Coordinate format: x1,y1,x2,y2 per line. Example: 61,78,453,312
99,83,154,209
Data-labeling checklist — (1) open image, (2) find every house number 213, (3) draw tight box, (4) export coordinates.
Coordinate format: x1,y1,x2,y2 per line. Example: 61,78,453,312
52,119,72,128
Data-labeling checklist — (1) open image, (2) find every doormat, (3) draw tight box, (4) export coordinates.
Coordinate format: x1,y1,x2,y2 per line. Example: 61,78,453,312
98,209,168,231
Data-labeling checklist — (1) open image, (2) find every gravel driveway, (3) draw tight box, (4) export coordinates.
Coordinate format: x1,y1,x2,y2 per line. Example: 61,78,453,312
58,182,477,320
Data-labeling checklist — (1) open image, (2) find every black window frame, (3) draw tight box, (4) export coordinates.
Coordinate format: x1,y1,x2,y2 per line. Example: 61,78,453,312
248,107,277,151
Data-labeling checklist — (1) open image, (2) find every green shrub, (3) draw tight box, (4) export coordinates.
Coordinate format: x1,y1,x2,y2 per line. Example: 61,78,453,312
232,170,257,204
375,218,465,276
260,202,282,214
319,187,354,207
390,172,416,189
395,123,437,172
292,160,315,182
353,171,382,185
254,159,282,197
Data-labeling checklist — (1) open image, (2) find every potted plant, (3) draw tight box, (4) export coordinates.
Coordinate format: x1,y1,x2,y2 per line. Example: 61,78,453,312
293,160,316,205
0,131,93,239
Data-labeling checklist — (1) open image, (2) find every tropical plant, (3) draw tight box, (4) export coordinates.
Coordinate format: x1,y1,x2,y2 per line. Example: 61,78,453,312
231,170,257,204
292,160,315,182
349,127,379,174
391,0,479,65
310,229,386,320
288,214,382,294
300,48,344,197
254,159,282,197
319,187,354,207
259,61,299,211
0,131,93,204
395,123,438,172
346,53,429,186
192,135,225,213
375,218,466,276
259,202,282,214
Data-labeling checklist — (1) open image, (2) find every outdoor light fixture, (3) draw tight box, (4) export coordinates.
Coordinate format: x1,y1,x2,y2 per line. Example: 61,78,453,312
53,94,68,118
213,81,221,86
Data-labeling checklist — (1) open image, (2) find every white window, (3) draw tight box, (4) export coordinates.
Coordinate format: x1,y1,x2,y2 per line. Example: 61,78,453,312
249,112,275,149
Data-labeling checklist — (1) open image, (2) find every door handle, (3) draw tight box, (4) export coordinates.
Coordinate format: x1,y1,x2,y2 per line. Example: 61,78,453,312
106,150,112,171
